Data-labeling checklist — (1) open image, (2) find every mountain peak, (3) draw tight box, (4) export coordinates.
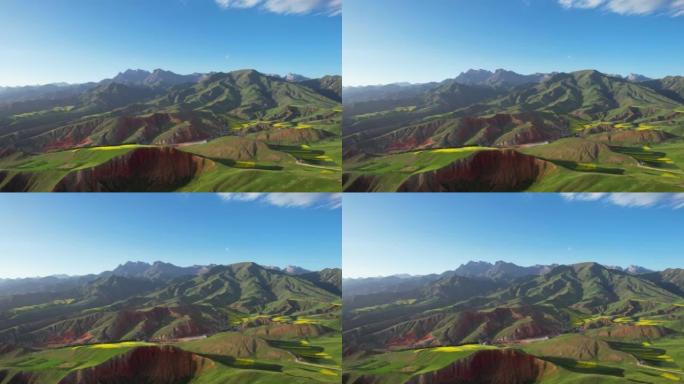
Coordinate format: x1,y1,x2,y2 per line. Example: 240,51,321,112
627,73,652,82
284,73,310,82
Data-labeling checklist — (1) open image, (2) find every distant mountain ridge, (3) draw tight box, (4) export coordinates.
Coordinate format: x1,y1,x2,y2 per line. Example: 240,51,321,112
0,261,341,348
343,68,684,192
0,67,342,193
344,260,654,281
344,260,656,298
343,261,684,354
108,69,205,88
0,261,330,297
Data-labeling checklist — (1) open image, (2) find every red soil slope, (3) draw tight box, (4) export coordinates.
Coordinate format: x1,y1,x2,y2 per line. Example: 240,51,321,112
397,150,556,192
52,147,214,192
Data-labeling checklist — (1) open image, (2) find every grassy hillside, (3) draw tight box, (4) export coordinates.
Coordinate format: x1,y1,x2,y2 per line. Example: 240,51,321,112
343,69,684,192
343,263,684,383
0,69,341,192
0,263,342,383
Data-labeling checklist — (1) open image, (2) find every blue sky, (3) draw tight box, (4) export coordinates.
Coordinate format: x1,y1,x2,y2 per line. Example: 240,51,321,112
0,0,341,87
343,193,684,278
0,193,341,278
344,0,684,86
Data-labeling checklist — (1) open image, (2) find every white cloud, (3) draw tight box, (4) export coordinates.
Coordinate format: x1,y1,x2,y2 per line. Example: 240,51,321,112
218,193,264,202
558,0,684,16
560,193,607,202
219,193,341,209
672,0,684,15
606,193,663,207
562,193,684,209
559,0,605,9
215,0,340,15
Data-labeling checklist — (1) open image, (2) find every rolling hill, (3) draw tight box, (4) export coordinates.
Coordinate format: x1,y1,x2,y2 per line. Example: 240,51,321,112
343,261,684,383
343,69,684,192
0,262,342,384
0,69,342,192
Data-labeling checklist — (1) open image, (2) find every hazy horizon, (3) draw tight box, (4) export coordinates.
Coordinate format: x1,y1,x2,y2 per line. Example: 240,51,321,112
343,193,684,278
342,260,663,280
0,259,338,280
0,0,341,87
0,193,341,279
342,67,683,88
344,0,684,86
0,67,340,89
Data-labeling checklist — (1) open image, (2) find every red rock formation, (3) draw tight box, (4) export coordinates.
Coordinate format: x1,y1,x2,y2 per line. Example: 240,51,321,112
404,349,556,384
592,129,675,145
58,346,214,384
108,307,208,341
594,325,674,340
6,371,42,384
364,112,565,154
0,171,34,192
249,323,328,339
343,174,384,192
397,150,556,192
52,147,215,192
252,127,335,145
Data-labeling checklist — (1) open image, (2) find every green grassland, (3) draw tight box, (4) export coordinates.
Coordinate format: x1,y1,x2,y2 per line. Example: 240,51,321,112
343,265,684,383
345,334,684,384
343,147,489,191
0,331,341,384
0,263,342,383
344,133,684,192
0,134,341,192
345,344,498,383
0,308,342,383
343,70,684,192
0,69,341,192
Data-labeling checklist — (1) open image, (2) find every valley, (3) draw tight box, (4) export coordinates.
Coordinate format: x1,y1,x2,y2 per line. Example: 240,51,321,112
0,261,342,383
343,69,684,192
342,261,684,383
0,69,342,192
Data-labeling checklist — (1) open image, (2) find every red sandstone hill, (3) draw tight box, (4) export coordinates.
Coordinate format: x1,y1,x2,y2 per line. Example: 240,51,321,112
397,150,556,192
58,346,214,384
52,147,214,192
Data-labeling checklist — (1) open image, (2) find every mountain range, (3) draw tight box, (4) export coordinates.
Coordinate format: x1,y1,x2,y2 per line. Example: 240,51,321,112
343,68,684,192
344,260,654,299
0,261,326,295
0,68,342,192
0,261,342,383
343,260,684,383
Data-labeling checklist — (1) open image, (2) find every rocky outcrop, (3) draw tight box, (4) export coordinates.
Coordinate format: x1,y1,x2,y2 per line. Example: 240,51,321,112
343,173,384,192
591,129,676,145
525,334,631,362
524,138,635,164
58,346,213,384
253,127,335,145
0,171,34,192
248,323,330,339
109,307,209,342
397,150,556,192
184,137,290,163
6,371,42,384
404,349,556,384
52,147,214,192
593,325,674,341
442,308,557,344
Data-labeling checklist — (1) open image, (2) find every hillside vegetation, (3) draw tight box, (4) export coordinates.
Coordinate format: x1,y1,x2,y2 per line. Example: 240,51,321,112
343,70,684,192
0,69,341,191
